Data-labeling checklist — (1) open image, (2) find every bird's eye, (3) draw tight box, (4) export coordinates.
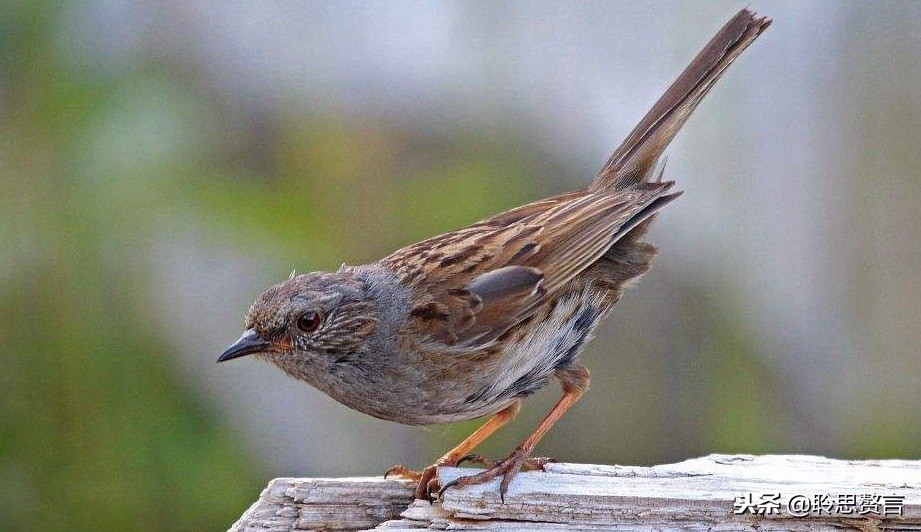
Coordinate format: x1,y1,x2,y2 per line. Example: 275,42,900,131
296,311,322,333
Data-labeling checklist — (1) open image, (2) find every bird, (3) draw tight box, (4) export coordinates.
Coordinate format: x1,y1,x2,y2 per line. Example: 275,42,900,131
217,8,771,502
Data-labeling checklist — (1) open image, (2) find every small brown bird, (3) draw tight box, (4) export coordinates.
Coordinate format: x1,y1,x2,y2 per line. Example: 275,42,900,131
218,9,770,501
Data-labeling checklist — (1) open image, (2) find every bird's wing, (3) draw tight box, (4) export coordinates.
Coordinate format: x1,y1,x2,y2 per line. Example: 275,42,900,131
381,183,677,347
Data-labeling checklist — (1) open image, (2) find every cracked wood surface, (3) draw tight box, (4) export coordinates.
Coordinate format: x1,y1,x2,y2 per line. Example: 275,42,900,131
229,454,921,531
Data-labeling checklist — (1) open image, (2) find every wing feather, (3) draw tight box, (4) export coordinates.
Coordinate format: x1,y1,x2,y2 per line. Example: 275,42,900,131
381,183,674,347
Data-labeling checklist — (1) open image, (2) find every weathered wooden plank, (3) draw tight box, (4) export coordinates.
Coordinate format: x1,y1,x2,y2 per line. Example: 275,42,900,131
229,476,415,531
231,454,921,531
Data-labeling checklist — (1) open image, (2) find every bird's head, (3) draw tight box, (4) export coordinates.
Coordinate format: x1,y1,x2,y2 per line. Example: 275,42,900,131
217,271,378,367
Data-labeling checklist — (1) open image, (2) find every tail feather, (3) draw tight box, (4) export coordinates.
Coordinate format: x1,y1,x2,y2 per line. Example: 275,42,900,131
590,9,771,192
612,190,683,242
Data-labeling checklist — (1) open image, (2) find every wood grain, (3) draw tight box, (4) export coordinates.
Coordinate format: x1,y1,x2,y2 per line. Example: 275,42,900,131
230,454,921,531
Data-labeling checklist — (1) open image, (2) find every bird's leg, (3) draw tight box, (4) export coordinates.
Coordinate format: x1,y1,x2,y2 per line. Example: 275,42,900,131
440,365,590,501
385,399,521,501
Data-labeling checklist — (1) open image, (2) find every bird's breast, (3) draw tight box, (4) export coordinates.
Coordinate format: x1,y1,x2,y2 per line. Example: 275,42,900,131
457,288,604,412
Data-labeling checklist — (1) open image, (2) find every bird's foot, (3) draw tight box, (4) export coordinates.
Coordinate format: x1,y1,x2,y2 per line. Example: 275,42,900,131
384,463,443,502
440,445,551,501
387,452,555,502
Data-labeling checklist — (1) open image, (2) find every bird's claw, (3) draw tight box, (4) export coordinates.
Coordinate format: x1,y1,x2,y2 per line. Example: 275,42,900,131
416,465,441,502
383,464,443,501
383,464,422,483
456,453,498,468
522,455,556,471
458,453,554,471
439,446,548,502
389,452,554,502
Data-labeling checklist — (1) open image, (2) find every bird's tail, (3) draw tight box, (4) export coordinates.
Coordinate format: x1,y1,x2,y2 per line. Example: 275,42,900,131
589,9,771,192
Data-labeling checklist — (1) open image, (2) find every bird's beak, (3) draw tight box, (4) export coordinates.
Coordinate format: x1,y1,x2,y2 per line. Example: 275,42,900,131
216,329,270,363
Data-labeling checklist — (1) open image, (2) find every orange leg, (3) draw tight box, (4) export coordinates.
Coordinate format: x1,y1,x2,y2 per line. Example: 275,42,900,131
385,399,521,500
440,365,590,501
439,399,521,464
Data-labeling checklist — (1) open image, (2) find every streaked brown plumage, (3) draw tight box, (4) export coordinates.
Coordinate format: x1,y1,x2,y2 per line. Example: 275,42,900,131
218,9,770,501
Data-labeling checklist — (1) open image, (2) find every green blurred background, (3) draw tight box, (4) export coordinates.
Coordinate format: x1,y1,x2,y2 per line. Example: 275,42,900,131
2,1,920,530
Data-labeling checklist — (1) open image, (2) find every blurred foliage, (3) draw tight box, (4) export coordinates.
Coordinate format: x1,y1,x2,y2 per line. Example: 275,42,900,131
0,2,263,530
